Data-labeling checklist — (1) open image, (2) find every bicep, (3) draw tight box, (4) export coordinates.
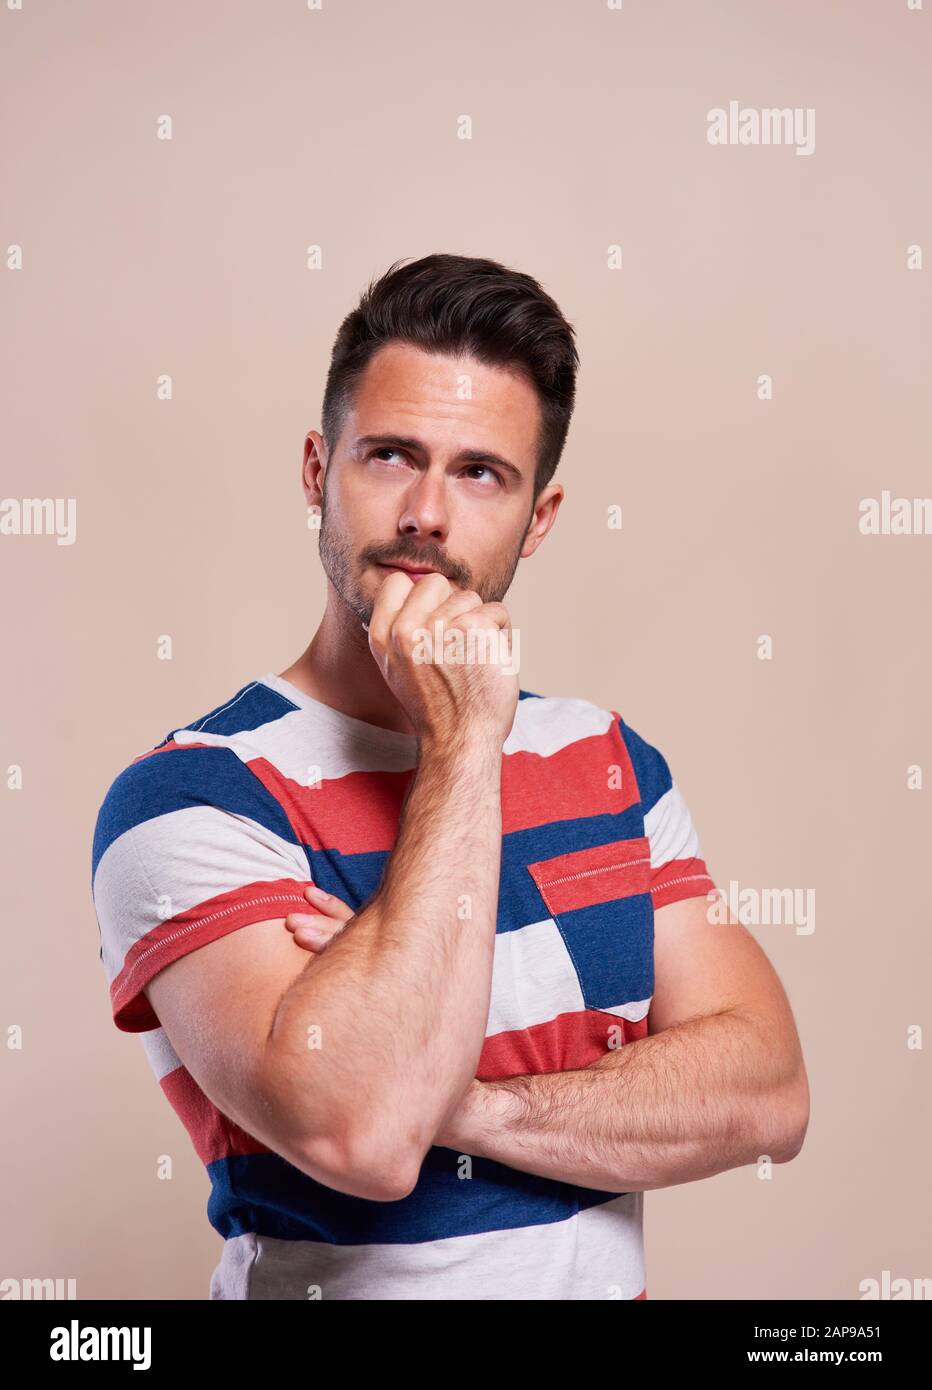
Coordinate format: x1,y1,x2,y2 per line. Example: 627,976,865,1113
647,895,797,1037
144,918,317,1163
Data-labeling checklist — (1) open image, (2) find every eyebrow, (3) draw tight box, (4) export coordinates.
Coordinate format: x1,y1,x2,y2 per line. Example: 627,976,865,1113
352,434,525,483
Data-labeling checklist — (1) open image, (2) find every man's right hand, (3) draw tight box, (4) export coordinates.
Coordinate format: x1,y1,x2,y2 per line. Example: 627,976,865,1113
367,570,519,748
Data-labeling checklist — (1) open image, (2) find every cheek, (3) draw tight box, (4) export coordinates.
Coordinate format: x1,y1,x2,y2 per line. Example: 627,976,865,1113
343,481,396,538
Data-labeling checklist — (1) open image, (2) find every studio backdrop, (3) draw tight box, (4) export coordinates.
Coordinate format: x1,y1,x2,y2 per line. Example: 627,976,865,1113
1,0,929,1300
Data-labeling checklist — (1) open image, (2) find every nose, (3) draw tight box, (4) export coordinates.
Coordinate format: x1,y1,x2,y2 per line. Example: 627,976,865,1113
397,466,450,545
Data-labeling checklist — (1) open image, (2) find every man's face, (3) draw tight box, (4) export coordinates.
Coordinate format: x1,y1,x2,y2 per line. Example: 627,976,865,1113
307,342,557,628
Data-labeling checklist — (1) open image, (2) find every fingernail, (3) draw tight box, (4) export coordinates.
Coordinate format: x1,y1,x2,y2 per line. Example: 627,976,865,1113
306,884,331,899
291,913,316,926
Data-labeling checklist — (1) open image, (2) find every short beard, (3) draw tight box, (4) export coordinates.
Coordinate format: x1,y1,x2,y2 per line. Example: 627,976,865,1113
317,479,531,629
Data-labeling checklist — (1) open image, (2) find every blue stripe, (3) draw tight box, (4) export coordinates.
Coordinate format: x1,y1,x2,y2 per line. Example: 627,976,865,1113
152,680,299,749
618,719,672,815
555,896,654,1009
206,1147,620,1245
304,847,389,912
92,745,301,877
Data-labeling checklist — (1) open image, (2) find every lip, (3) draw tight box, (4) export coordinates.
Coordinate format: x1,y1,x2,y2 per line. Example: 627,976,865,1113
376,562,439,581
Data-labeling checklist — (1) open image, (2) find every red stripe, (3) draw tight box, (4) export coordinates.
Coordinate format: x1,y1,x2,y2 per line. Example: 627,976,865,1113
161,1066,270,1165
500,724,640,832
110,878,311,1032
247,758,413,853
651,858,716,910
478,1009,648,1079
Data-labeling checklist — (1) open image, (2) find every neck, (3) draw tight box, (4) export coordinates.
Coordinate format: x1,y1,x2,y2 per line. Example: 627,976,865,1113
279,581,418,736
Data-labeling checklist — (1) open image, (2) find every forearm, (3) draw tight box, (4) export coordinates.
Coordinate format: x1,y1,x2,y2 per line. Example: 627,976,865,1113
267,728,503,1178
443,1009,808,1192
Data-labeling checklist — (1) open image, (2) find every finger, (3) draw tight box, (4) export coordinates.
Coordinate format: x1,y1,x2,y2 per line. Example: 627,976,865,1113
388,571,455,636
454,602,515,667
416,590,486,656
457,600,511,632
429,589,484,623
302,883,354,920
295,917,345,950
367,569,417,659
291,924,332,953
371,573,457,668
284,911,338,933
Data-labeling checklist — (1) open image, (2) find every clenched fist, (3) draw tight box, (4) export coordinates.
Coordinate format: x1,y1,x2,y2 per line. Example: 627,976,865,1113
367,570,518,749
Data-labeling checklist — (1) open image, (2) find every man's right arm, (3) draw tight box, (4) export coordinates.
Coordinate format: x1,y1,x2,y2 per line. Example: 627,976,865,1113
146,573,516,1202
146,732,503,1202
273,725,504,1193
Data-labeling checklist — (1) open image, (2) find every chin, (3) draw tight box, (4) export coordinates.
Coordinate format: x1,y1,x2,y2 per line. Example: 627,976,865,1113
349,588,376,629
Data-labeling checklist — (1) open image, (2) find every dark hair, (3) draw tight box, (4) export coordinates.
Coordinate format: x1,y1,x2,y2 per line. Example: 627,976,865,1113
321,253,579,497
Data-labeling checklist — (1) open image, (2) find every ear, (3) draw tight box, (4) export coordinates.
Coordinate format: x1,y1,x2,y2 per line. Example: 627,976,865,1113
521,481,565,559
302,431,327,509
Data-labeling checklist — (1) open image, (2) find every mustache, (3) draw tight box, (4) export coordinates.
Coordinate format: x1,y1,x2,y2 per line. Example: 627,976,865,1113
364,546,470,586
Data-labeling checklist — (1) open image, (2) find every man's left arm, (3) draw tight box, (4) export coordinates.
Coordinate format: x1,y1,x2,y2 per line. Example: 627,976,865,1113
435,895,810,1191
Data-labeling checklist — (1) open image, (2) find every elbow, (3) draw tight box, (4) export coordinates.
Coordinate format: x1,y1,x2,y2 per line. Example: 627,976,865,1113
765,1067,811,1165
301,1130,423,1202
260,1047,424,1201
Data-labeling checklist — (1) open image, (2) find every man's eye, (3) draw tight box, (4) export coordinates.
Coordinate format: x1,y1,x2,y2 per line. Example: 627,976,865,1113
463,464,502,486
372,448,405,464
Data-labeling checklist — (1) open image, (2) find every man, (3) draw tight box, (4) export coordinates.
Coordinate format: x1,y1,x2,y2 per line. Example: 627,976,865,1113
91,253,809,1300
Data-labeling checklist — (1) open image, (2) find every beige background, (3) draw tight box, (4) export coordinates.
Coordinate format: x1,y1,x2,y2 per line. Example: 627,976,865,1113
2,0,929,1300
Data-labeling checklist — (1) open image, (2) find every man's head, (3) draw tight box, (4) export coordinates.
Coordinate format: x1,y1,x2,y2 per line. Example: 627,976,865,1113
303,253,579,628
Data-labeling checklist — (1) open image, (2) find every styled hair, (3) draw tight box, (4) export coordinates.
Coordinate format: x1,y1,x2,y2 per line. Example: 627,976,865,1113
321,253,579,497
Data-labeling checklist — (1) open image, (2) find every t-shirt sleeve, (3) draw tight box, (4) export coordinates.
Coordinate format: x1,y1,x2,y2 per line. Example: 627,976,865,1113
91,744,311,1033
616,717,717,910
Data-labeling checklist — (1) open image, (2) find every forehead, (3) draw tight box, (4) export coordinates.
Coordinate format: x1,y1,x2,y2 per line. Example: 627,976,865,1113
346,342,540,468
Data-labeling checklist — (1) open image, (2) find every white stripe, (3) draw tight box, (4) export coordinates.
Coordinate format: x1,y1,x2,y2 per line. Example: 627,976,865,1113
94,807,310,981
644,782,700,869
487,917,585,1035
140,1026,182,1081
172,713,416,780
505,695,615,757
210,1193,645,1300
598,997,652,1024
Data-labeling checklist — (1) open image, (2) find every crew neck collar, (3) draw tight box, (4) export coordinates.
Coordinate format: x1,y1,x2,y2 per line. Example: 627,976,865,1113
259,671,420,751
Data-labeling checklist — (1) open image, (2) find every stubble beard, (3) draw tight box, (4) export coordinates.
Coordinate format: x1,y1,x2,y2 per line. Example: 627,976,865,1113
317,489,528,631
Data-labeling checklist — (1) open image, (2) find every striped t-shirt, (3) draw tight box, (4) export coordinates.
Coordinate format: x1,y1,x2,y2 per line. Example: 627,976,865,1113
91,671,716,1300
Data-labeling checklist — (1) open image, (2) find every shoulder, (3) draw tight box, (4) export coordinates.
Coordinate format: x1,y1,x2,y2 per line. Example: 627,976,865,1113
90,676,312,1033
91,676,301,880
513,688,673,809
